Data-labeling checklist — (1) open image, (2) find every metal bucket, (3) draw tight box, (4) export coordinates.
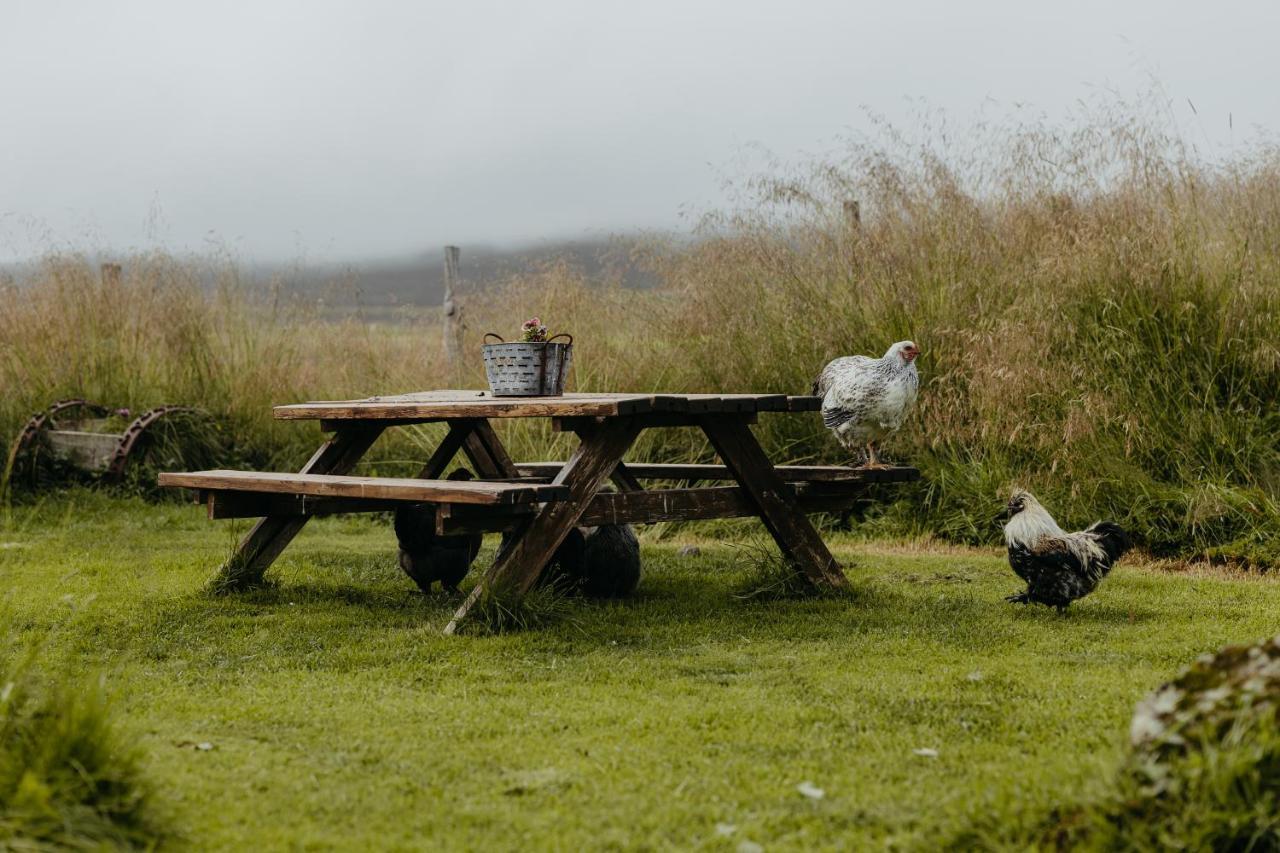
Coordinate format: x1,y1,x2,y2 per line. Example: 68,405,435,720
482,333,574,396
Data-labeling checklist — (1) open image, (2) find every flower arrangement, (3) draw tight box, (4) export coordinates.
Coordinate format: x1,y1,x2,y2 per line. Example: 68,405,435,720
520,317,549,342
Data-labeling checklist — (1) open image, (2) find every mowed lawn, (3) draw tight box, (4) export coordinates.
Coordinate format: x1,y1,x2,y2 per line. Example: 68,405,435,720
2,493,1278,850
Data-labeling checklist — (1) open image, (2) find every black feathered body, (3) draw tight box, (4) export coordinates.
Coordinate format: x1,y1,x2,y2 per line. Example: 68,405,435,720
393,470,482,592
1003,491,1131,610
543,523,642,598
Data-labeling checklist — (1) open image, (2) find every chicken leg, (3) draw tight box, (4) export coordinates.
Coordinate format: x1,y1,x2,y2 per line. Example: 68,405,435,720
861,442,892,470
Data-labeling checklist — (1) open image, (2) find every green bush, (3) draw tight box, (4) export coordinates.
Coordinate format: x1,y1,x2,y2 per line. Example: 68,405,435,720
954,637,1280,850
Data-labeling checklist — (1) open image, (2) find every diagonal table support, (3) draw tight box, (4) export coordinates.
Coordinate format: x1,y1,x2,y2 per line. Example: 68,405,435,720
444,418,642,634
699,416,849,590
414,420,475,478
211,425,384,592
414,418,519,481
461,419,521,478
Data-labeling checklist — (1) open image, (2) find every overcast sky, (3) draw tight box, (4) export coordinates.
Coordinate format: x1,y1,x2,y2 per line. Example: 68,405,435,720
1,0,1276,264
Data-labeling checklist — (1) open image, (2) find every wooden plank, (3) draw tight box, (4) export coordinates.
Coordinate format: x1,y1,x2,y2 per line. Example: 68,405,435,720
435,486,871,534
700,416,849,589
680,395,726,414
455,418,523,481
515,462,919,483
275,391,813,423
608,481,862,519
491,486,757,528
46,430,120,472
786,395,822,412
551,411,757,432
210,425,385,590
434,502,535,535
274,392,661,422
445,417,642,634
205,493,403,519
459,428,501,478
682,393,789,413
159,470,568,505
202,481,878,526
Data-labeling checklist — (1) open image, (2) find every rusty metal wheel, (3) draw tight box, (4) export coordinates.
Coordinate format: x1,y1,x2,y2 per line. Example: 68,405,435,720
3,398,109,490
103,406,196,485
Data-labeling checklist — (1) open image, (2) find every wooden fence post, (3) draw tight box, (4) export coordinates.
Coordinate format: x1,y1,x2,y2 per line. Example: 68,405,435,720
442,245,462,377
843,200,861,228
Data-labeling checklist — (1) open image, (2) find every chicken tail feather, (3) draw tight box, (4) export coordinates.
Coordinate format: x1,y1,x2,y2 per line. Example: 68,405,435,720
1086,521,1132,563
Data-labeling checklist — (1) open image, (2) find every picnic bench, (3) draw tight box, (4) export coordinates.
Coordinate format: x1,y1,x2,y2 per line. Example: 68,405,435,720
158,391,919,634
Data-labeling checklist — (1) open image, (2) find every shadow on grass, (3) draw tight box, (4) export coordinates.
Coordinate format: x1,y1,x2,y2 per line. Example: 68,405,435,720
214,579,455,611
998,599,1162,626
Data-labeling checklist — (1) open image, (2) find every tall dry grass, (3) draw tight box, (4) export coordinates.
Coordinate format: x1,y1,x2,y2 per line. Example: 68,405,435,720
2,101,1277,562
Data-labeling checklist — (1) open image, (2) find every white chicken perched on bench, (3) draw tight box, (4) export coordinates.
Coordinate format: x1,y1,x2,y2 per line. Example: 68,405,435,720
813,340,920,468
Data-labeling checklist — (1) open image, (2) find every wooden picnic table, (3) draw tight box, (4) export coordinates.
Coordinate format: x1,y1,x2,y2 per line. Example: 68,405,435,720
159,391,918,634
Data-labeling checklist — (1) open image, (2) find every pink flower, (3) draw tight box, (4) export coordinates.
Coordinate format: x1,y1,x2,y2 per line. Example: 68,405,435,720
520,316,549,342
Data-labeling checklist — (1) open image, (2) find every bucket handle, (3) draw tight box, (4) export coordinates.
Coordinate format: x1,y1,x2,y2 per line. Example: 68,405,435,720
483,332,573,345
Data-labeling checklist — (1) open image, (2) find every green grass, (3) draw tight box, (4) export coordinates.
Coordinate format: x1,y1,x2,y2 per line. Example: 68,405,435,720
2,492,1279,850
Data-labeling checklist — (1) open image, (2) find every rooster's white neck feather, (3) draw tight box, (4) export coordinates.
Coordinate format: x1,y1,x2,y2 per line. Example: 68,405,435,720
1004,498,1064,548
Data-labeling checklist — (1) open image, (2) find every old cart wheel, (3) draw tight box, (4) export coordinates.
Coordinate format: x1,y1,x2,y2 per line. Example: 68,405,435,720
3,399,109,490
103,407,228,494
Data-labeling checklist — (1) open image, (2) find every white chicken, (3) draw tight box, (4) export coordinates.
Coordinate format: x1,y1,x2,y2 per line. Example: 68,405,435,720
812,340,920,468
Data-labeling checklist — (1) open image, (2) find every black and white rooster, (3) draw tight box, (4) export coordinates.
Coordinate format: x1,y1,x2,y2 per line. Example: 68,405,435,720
812,340,920,468
1003,490,1132,611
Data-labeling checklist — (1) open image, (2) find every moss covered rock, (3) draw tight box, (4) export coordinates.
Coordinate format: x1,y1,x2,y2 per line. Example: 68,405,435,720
1130,636,1280,769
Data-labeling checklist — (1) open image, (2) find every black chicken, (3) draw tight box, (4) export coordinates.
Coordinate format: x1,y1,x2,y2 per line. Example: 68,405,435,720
543,523,643,598
1003,490,1131,611
393,469,482,593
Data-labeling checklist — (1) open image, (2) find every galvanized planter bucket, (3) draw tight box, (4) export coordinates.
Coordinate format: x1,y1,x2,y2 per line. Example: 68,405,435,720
482,333,574,396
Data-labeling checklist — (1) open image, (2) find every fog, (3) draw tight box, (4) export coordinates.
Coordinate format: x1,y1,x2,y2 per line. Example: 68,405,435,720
2,0,1276,263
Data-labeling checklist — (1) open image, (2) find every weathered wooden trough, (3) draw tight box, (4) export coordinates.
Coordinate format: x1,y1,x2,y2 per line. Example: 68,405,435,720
5,398,210,489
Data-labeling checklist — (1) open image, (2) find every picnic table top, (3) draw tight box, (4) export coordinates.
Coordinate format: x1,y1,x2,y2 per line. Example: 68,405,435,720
274,390,822,421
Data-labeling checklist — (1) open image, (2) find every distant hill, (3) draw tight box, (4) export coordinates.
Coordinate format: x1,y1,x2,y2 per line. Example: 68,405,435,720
0,235,664,313
259,236,660,309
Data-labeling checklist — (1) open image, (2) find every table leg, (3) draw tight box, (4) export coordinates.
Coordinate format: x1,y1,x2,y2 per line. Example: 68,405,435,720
461,419,521,478
699,417,849,590
212,425,384,591
569,422,643,492
444,418,642,634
